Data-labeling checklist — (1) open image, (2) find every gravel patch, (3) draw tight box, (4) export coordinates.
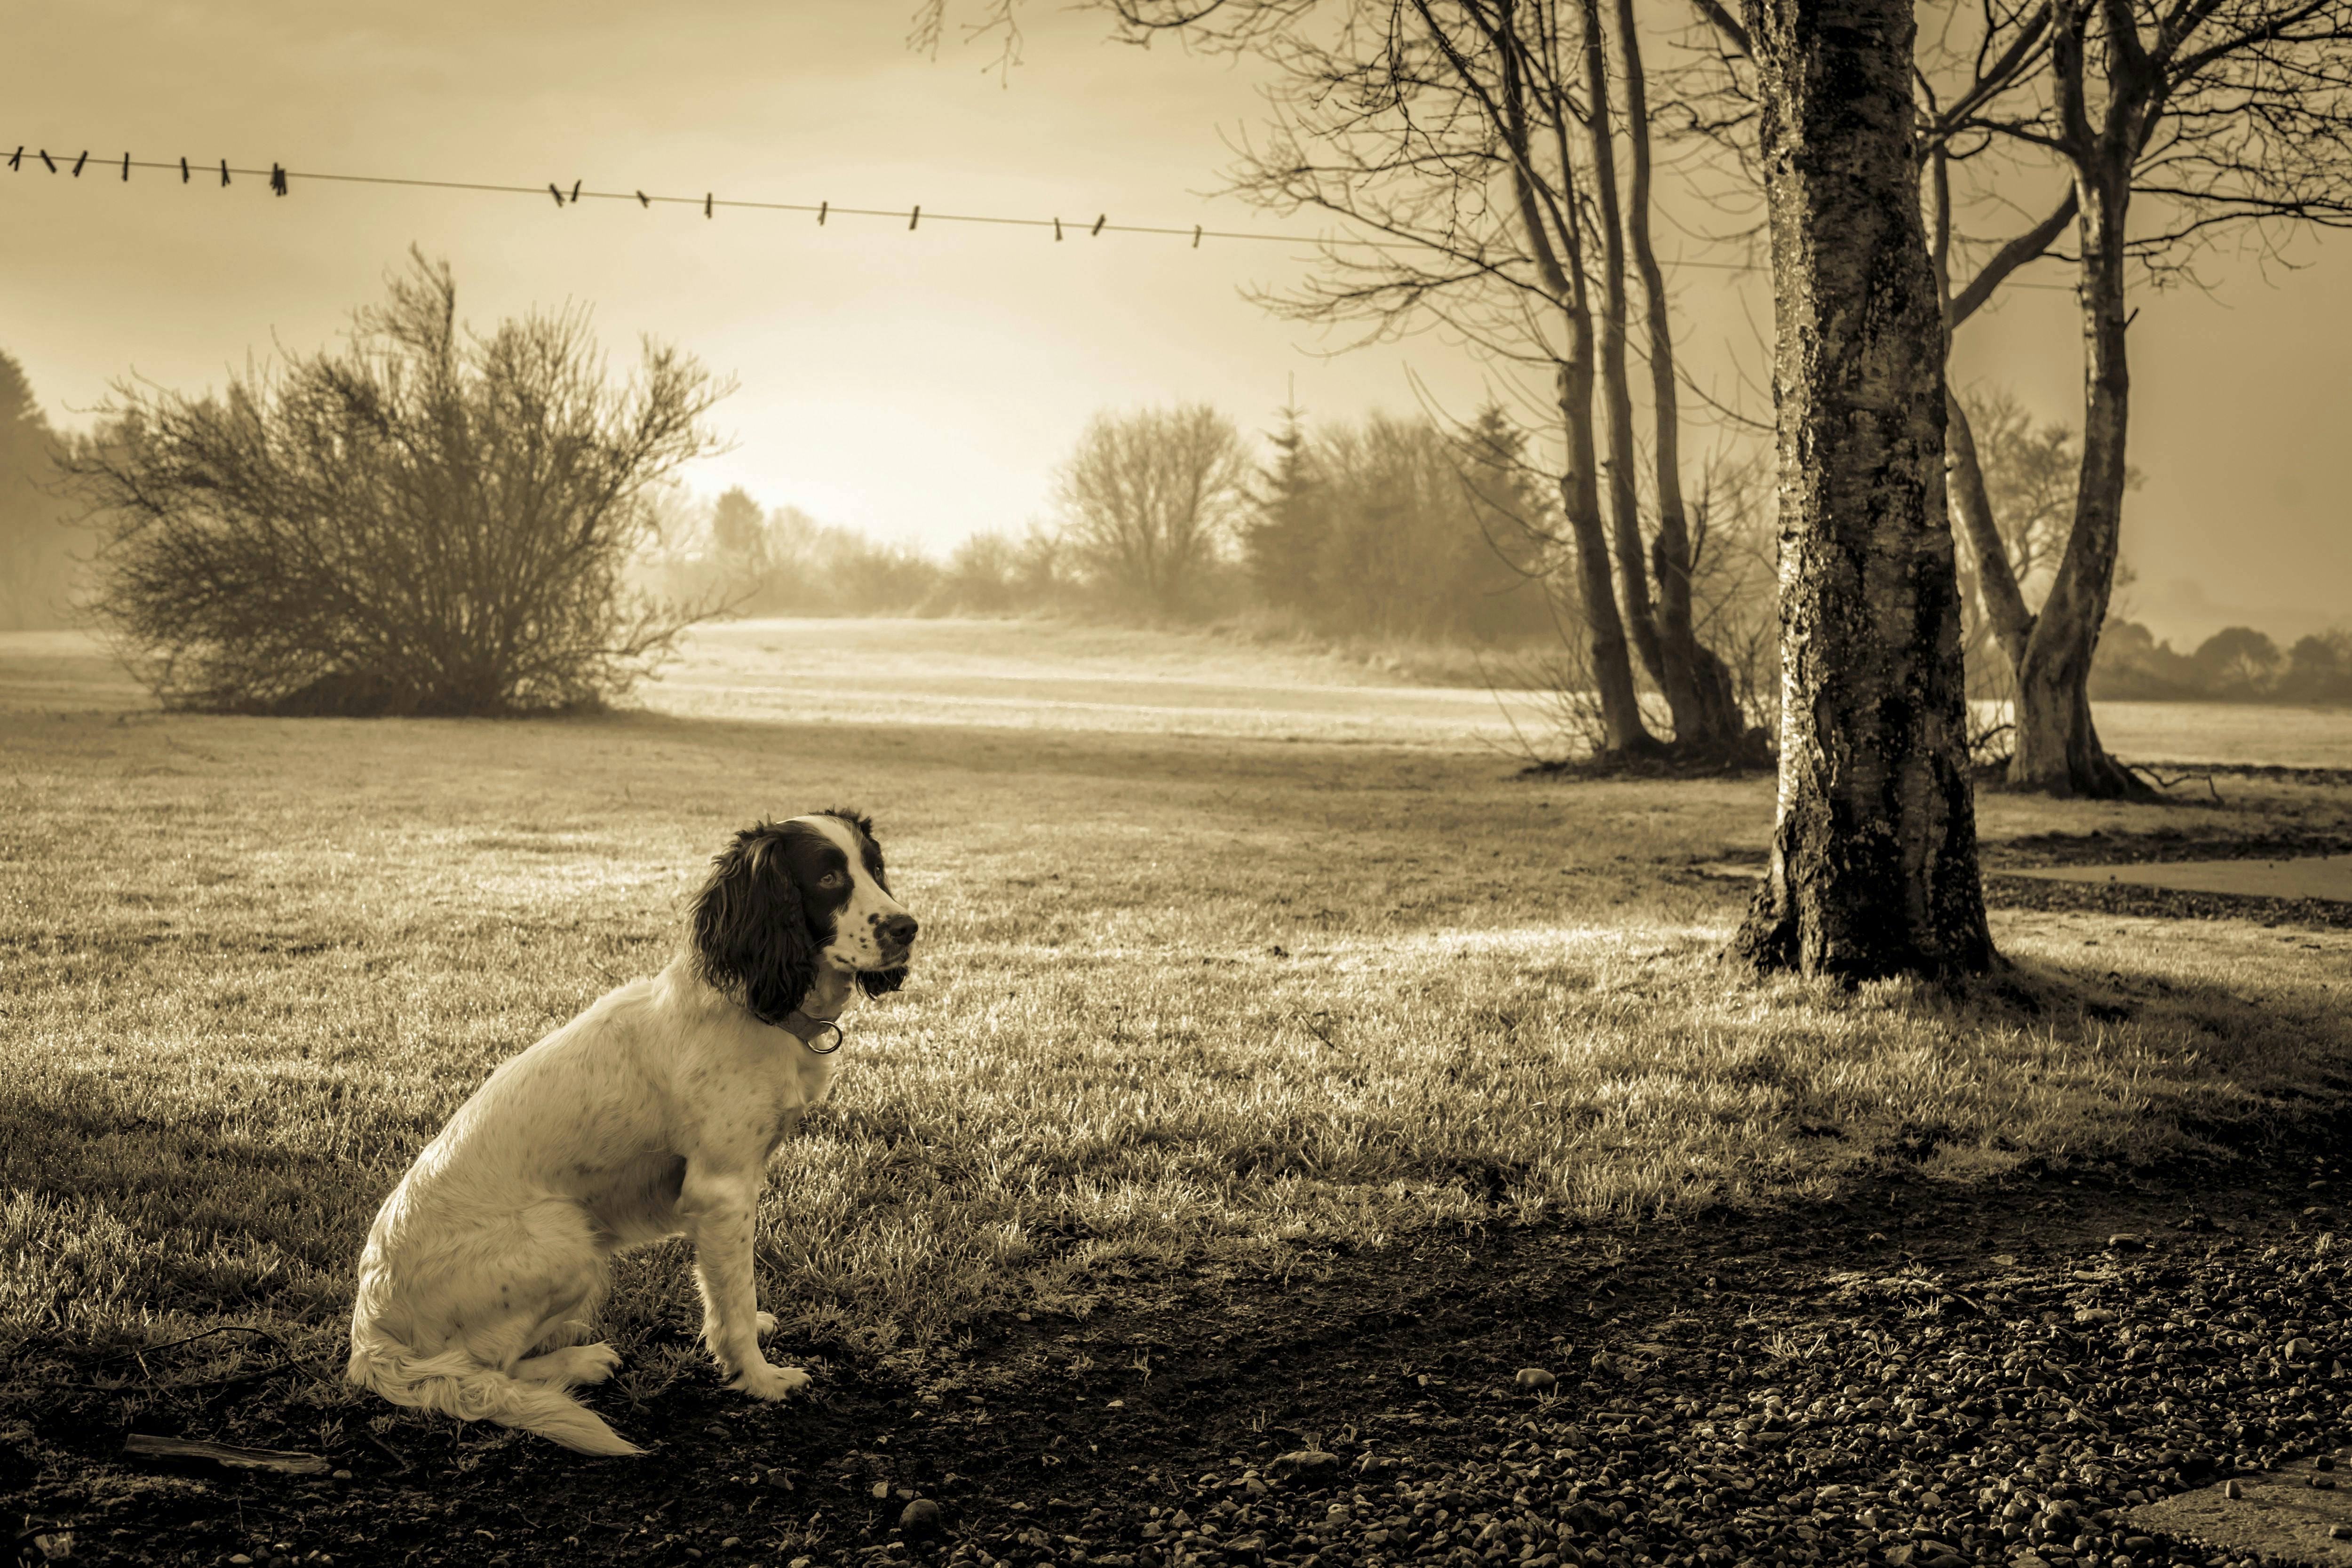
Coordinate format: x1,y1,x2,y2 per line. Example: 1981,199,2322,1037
915,1223,2351,1568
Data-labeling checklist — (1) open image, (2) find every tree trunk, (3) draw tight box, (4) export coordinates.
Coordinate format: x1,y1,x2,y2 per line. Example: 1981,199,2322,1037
1732,0,1997,980
1942,390,2035,672
1576,0,1675,709
1928,147,2035,679
1486,23,1656,758
2008,169,2148,798
1556,356,1657,758
1613,0,1746,752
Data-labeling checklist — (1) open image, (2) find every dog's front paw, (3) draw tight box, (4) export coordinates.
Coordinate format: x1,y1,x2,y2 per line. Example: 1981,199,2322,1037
729,1361,811,1401
755,1310,778,1339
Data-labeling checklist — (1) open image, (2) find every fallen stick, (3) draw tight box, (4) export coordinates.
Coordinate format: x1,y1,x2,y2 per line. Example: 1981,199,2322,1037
121,1434,328,1475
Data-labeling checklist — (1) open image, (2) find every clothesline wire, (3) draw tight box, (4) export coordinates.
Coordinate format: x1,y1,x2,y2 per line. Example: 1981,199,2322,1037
5,145,2077,289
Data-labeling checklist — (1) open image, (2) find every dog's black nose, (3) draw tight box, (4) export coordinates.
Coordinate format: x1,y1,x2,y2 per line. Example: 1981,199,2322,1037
881,914,919,947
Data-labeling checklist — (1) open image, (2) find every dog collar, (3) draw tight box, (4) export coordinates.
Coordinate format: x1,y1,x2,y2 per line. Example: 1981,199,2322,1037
777,1010,846,1056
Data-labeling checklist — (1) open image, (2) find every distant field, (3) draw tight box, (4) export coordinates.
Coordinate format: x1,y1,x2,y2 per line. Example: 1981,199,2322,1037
4,618,2349,1435
653,617,1564,748
18,621,2351,764
2078,700,2352,770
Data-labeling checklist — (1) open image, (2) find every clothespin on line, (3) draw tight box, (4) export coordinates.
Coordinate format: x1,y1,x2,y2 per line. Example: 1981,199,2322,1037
818,200,827,224
548,182,565,207
909,204,921,230
219,159,230,187
1090,213,1105,236
270,163,289,197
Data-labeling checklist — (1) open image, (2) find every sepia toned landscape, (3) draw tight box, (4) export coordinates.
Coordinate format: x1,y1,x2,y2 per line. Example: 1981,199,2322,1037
7,1,2352,1567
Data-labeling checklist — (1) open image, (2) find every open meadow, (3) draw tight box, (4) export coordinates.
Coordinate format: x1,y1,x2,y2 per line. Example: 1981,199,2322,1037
5,620,2352,1566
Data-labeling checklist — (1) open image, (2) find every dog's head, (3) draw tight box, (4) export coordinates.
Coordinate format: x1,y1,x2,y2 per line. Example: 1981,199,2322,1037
689,809,917,1022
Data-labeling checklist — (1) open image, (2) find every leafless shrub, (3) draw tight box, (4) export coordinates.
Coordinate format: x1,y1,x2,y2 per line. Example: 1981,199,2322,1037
67,250,732,716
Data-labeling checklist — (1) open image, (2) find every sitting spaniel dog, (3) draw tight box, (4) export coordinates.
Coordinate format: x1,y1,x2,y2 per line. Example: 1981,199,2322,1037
347,810,916,1456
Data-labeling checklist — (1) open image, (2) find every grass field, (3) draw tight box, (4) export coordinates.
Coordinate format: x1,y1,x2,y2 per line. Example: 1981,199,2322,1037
5,619,2350,1429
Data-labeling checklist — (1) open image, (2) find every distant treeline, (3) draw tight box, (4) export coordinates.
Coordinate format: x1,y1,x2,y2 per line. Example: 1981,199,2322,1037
11,337,2345,712
2093,621,2352,705
0,351,77,632
645,402,1558,647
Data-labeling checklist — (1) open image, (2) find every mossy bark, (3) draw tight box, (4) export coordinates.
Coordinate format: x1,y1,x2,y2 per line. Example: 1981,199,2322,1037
1732,0,1998,980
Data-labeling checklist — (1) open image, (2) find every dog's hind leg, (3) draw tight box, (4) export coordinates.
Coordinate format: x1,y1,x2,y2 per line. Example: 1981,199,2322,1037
513,1342,623,1389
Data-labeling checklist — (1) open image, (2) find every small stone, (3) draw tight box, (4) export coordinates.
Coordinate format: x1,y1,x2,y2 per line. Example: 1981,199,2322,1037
873,1480,893,1500
721,1540,741,1552
2106,1234,2147,1252
2333,1523,2352,1539
330,1469,353,1481
228,1559,253,1567
1271,1449,1342,1480
2321,1456,2339,1471
2285,1337,2318,1359
2224,1480,2243,1499
1514,1368,1557,1393
901,1499,944,1539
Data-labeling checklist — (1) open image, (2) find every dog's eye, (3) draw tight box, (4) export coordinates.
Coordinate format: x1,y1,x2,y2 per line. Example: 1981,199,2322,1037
818,871,847,890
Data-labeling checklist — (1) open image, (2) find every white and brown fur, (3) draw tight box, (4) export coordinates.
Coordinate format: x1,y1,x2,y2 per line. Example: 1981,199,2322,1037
346,810,915,1456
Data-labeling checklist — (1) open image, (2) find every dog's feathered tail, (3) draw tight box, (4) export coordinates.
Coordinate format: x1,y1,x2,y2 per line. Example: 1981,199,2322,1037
347,1332,643,1457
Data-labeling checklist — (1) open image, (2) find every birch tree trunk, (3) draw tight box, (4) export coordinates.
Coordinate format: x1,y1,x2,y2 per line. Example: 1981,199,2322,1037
1732,0,1997,980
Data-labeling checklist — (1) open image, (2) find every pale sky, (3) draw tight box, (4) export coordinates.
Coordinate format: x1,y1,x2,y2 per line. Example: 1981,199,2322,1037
5,0,2345,647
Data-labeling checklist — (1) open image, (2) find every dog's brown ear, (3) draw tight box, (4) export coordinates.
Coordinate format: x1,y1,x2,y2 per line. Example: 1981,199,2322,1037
690,826,814,1022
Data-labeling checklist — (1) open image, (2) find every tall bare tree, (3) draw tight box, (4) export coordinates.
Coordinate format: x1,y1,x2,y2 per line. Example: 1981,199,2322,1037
1730,0,1997,979
1701,0,2352,795
1610,0,1746,746
1094,0,1776,759
1954,0,2352,794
